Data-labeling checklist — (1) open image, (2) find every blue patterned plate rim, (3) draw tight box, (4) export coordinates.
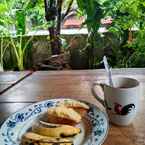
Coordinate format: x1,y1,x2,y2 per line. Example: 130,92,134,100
0,98,109,145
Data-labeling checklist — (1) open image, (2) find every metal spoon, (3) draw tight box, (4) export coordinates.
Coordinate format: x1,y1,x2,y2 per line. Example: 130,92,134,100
103,56,113,87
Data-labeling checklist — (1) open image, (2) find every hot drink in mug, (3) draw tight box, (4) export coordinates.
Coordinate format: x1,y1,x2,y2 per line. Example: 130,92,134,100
92,77,140,126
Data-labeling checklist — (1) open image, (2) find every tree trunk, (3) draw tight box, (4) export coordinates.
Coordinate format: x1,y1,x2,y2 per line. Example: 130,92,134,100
44,0,61,55
57,0,63,35
49,27,61,55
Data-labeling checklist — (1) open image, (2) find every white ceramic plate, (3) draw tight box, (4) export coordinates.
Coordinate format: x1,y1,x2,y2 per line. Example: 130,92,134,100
0,99,109,145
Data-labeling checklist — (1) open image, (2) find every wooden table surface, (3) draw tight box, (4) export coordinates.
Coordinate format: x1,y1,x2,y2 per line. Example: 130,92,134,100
1,68,145,145
0,71,33,95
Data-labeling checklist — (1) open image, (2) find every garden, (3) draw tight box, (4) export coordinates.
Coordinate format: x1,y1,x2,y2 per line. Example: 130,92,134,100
0,0,145,71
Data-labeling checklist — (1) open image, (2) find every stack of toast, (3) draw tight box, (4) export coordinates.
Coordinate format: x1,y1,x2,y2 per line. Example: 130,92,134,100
21,99,89,145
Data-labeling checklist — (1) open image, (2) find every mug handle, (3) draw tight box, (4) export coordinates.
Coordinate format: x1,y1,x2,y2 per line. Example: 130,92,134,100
91,82,105,107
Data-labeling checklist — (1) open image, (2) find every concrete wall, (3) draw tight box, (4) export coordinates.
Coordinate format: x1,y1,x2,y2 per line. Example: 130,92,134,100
31,34,88,67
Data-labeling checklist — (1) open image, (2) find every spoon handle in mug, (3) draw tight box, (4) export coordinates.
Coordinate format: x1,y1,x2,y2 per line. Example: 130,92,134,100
103,56,113,87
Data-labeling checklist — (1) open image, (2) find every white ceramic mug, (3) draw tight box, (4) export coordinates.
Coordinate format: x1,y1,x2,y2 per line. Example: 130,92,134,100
92,77,140,126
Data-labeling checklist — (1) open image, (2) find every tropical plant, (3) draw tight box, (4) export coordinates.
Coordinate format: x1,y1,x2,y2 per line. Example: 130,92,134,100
0,0,46,34
0,35,10,71
76,0,145,68
27,0,46,28
0,0,13,70
104,0,145,67
0,0,39,70
13,0,46,34
76,0,105,68
0,0,15,33
10,35,33,71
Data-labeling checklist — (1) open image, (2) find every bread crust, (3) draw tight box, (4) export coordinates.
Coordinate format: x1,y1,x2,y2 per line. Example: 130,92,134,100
21,132,73,145
58,100,89,116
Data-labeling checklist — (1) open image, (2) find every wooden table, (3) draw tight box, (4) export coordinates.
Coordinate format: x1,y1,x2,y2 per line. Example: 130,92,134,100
0,71,33,95
1,68,145,145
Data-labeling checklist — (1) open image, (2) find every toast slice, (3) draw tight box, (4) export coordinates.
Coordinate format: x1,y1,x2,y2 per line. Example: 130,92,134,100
32,124,81,138
58,100,89,116
47,106,81,125
21,132,73,145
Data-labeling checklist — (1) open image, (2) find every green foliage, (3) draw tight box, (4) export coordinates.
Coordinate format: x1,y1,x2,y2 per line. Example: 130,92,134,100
76,0,106,68
105,0,145,68
76,0,104,32
0,0,46,34
16,10,26,35
106,0,145,31
76,0,145,68
10,35,33,71
0,0,15,33
0,0,77,70
0,35,10,70
0,0,42,70
0,0,145,69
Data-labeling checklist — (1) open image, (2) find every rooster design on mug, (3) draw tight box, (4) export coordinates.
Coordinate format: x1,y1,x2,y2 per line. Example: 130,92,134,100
114,103,135,115
106,101,135,115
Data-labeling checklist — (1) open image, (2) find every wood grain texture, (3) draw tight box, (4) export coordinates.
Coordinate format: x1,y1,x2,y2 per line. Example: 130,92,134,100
0,71,33,94
1,68,145,145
